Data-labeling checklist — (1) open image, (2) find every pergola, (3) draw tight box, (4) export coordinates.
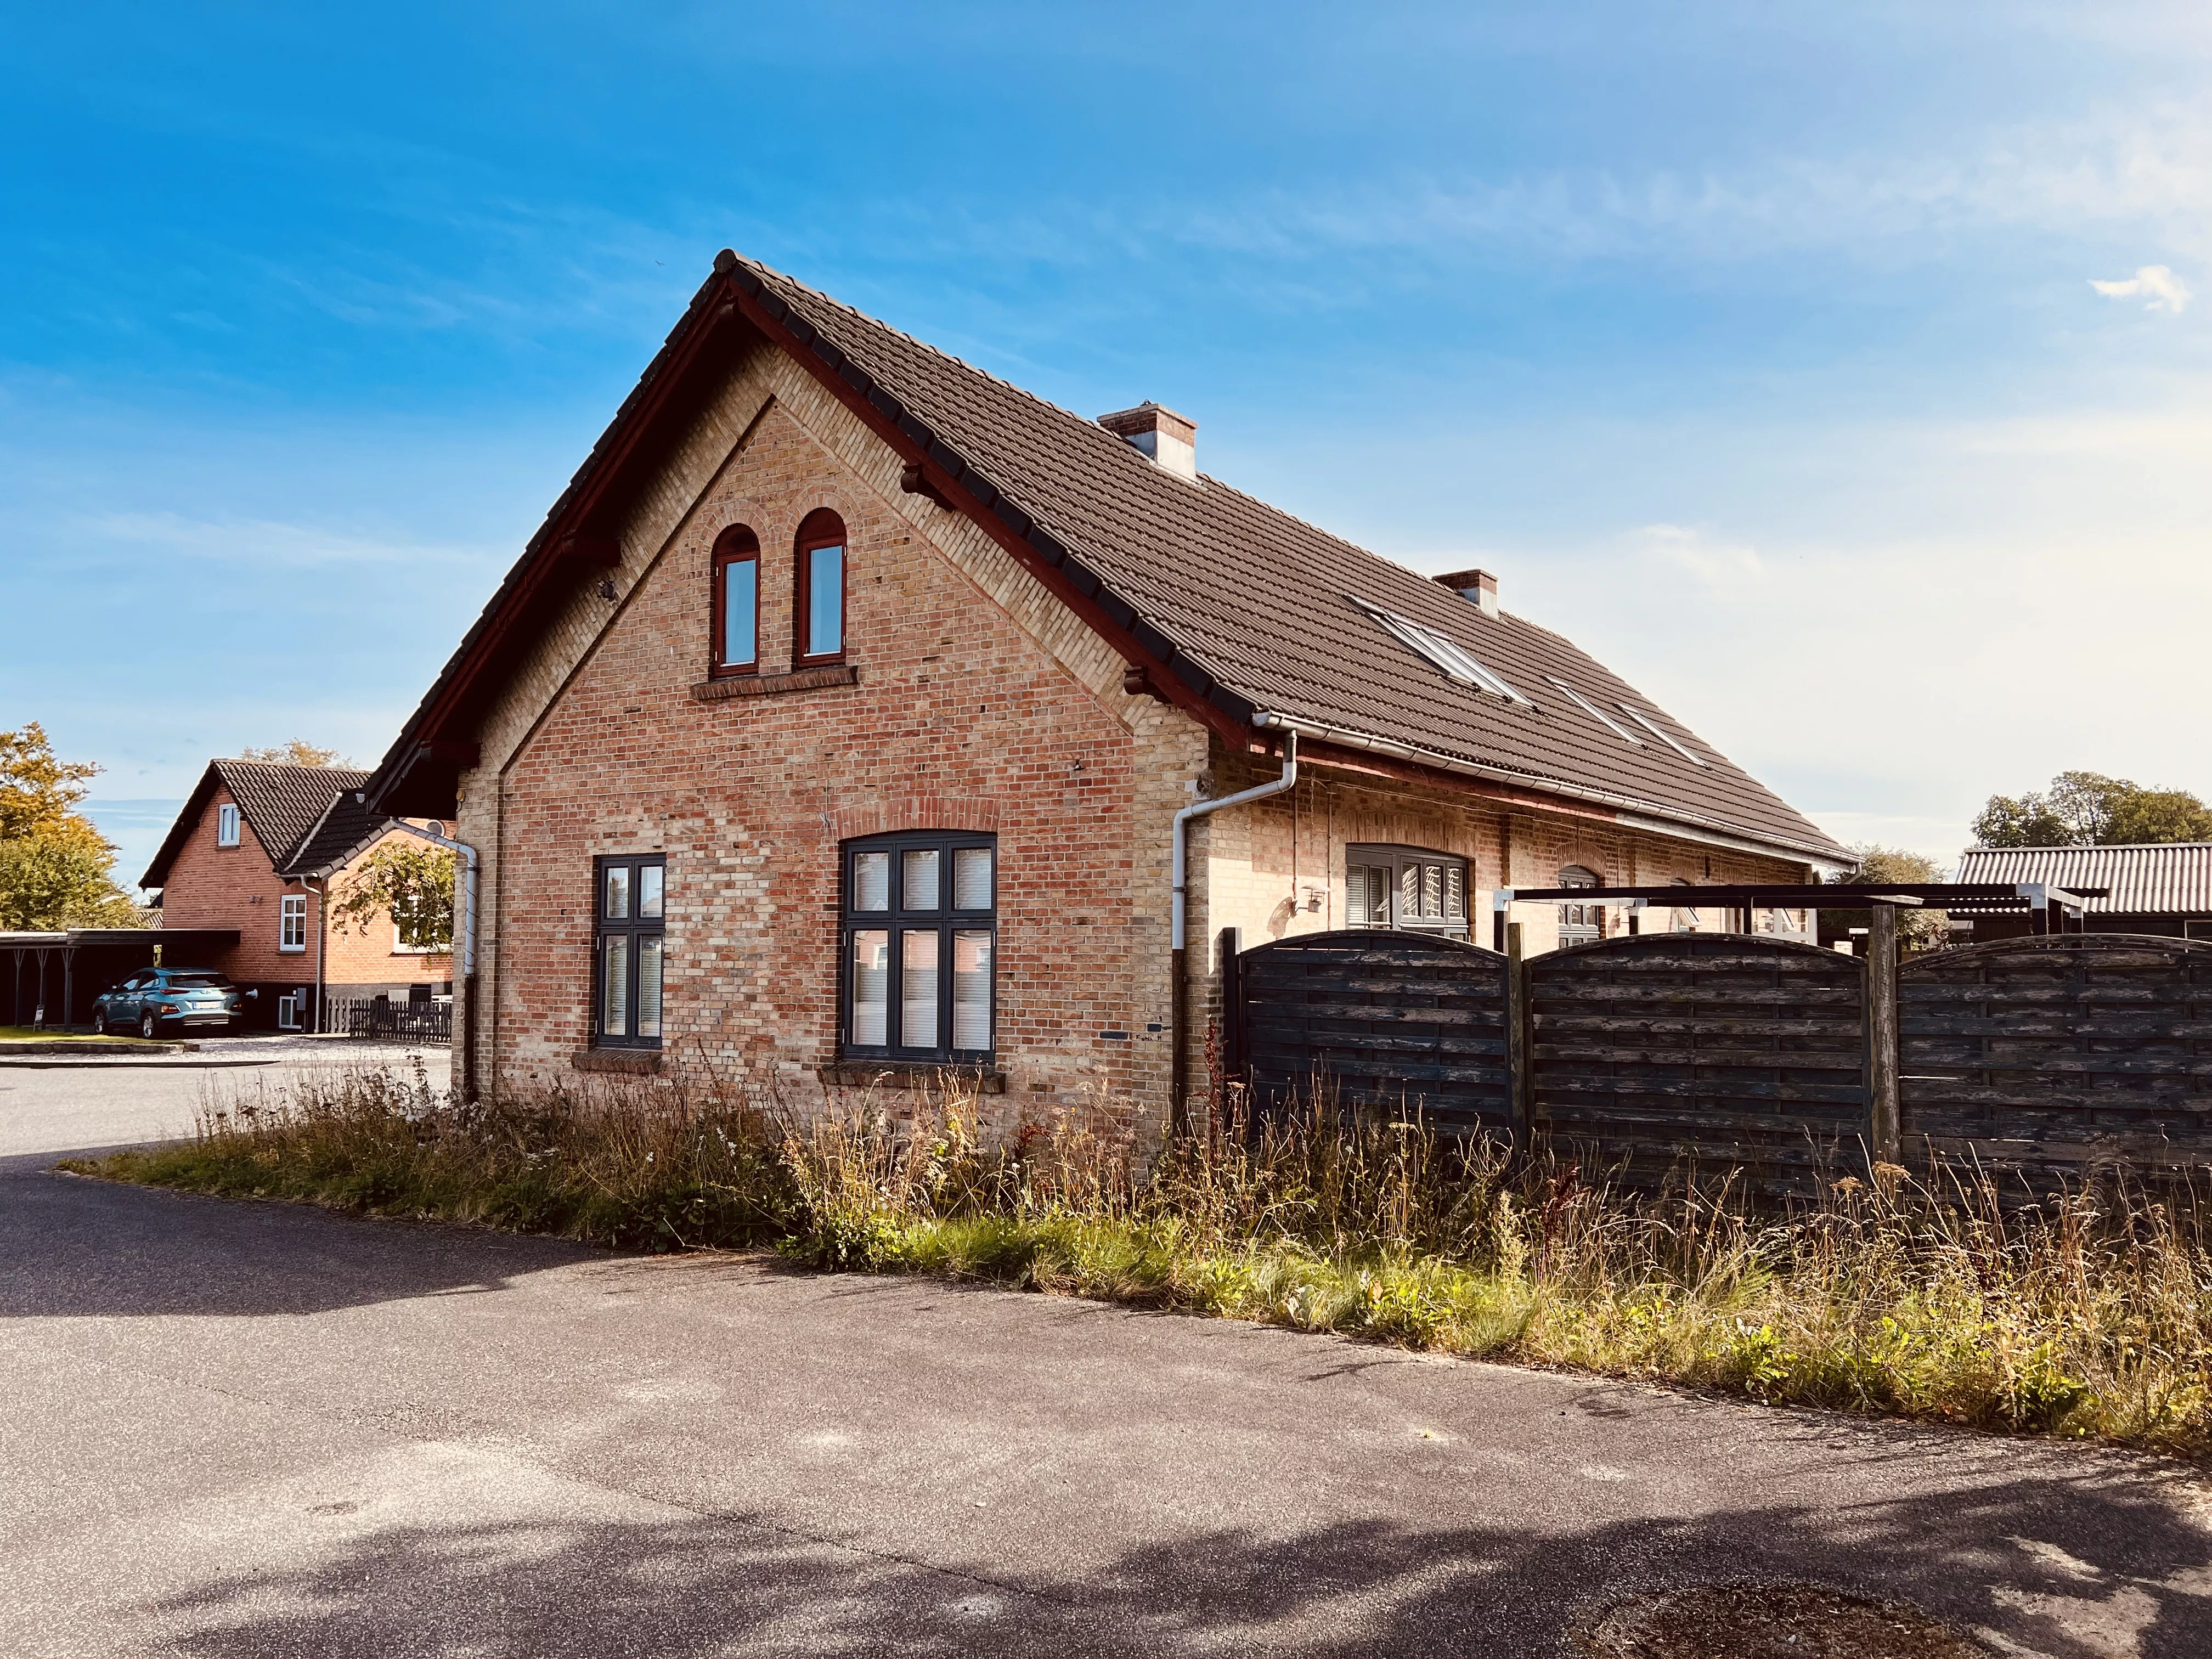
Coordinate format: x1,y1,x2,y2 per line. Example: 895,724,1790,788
1487,883,2107,956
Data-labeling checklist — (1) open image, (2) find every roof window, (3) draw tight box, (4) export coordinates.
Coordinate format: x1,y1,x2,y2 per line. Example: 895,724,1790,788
1354,600,1528,704
1617,703,1706,766
1544,678,1642,746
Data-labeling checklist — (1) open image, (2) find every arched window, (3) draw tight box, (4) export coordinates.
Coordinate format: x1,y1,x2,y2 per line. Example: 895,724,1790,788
1670,876,1700,933
1558,865,1601,946
794,509,847,665
710,525,759,677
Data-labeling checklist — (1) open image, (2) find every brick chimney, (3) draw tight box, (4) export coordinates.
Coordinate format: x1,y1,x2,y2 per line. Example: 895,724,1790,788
1098,403,1198,482
1433,568,1499,618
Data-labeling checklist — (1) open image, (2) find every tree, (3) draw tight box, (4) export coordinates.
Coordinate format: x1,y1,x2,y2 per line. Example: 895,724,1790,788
1973,770,2212,848
238,740,353,769
0,724,149,929
1826,844,1950,953
330,841,456,951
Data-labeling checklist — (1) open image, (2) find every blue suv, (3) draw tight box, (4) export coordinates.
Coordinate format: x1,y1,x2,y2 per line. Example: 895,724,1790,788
93,969,244,1038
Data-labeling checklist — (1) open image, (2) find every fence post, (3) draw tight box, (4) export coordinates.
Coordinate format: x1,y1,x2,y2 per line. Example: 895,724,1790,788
1506,921,1529,1141
1218,927,1244,1116
1867,904,1901,1165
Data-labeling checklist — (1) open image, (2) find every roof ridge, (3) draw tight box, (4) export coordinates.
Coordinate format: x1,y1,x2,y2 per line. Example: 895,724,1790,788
1963,842,2212,853
733,254,1117,436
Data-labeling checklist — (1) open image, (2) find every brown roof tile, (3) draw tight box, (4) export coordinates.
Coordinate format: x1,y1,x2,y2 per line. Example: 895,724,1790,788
731,256,1847,864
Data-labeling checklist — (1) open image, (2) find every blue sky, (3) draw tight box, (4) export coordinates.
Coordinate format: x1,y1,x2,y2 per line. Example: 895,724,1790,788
5,3,2207,884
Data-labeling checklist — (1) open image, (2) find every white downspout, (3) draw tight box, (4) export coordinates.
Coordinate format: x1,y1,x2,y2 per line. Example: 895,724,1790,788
412,824,479,1098
1170,726,1297,1130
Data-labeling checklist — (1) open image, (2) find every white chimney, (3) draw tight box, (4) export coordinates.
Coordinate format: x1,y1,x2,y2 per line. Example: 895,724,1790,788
1098,402,1198,481
1434,567,1499,618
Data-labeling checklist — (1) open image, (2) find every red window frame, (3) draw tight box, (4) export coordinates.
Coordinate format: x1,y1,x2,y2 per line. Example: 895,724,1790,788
794,508,848,667
709,524,760,679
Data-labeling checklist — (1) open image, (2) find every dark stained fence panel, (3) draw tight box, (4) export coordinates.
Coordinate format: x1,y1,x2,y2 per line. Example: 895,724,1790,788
1236,932,1510,1135
1526,935,1869,1192
1899,936,2212,1181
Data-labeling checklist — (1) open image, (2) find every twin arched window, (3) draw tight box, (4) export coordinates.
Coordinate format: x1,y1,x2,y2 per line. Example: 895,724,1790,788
708,510,847,678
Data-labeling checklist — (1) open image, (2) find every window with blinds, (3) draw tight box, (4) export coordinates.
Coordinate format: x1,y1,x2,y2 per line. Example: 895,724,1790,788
842,831,996,1062
1344,844,1469,940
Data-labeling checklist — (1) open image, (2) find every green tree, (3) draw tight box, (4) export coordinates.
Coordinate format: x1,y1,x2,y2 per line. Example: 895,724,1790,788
1973,771,2212,847
1826,844,1950,953
330,840,455,950
0,724,148,928
238,740,353,768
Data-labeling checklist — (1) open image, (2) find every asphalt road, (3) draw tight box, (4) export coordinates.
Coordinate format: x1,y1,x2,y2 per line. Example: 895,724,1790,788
2,1062,2208,1657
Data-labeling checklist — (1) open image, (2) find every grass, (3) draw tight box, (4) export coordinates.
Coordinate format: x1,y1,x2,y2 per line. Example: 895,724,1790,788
0,1025,156,1045
66,1066,2212,1459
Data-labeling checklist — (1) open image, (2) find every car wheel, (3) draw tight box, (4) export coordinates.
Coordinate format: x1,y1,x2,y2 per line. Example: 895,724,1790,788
139,1011,159,1040
91,1009,107,1036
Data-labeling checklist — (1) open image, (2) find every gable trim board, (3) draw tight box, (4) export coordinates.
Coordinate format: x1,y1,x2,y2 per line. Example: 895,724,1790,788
365,251,1847,875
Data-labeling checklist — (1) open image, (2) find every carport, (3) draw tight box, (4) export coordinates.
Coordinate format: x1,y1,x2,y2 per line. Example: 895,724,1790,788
2,928,242,1030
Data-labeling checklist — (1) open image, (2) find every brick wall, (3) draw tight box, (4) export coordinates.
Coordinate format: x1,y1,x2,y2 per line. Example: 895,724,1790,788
474,362,1206,1133
320,825,456,994
157,783,313,984
159,789,455,1008
444,335,1818,1139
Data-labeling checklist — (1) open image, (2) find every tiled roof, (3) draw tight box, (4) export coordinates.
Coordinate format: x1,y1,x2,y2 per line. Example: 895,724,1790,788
281,788,395,877
1956,844,2212,915
215,761,370,865
730,256,1848,864
140,761,373,890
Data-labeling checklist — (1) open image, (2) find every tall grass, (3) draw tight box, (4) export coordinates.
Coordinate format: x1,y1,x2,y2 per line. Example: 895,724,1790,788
73,1068,2212,1457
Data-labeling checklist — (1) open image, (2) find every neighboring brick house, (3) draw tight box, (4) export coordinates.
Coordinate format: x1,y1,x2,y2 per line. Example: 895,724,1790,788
143,760,455,1030
365,251,1849,1123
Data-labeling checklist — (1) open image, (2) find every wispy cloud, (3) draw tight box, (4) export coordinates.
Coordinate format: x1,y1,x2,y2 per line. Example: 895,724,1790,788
2089,263,2193,311
84,510,502,571
1637,523,1764,590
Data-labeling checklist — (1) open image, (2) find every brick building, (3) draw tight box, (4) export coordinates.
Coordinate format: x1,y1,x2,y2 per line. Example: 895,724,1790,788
365,251,1849,1124
143,760,455,1030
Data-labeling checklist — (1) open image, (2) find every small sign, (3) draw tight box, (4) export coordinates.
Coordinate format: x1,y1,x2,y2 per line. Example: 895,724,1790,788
152,943,163,966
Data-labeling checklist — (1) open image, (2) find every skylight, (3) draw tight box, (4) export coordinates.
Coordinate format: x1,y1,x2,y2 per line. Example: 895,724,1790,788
1617,704,1706,766
1544,677,1642,745
1355,600,1529,704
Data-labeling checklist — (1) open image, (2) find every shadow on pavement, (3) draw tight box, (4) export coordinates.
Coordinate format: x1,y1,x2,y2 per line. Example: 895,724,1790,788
0,1151,602,1319
140,1466,2212,1657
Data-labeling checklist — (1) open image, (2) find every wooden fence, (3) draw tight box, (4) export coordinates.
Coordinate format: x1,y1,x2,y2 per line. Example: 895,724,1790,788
1231,932,1509,1136
1229,928,2212,1188
1900,935,2212,1185
324,996,454,1043
1527,935,1868,1190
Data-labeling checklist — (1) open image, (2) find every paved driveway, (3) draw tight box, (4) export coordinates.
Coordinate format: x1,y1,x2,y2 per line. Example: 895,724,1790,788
2,1064,2208,1657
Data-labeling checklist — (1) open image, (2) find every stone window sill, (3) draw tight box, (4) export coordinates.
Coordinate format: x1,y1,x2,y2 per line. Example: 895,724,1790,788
819,1061,1006,1094
573,1048,662,1076
692,664,860,703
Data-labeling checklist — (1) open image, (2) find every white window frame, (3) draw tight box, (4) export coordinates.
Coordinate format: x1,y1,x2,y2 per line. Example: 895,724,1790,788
1544,677,1644,746
1616,703,1706,766
279,893,308,952
217,802,241,847
392,923,437,956
276,992,303,1031
1351,597,1529,704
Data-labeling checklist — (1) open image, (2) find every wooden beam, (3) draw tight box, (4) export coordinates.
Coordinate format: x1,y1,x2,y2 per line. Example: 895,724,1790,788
1867,904,1900,1167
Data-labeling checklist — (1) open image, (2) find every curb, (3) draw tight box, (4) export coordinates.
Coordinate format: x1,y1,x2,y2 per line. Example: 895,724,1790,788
0,1057,284,1071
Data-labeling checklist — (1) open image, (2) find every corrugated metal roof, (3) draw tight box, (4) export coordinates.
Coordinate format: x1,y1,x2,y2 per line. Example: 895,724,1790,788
1955,844,2212,914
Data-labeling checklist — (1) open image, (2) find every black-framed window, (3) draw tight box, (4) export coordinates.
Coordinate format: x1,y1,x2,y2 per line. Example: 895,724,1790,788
795,507,847,665
710,524,759,678
1345,843,1469,940
840,831,995,1062
1558,865,1601,946
593,854,665,1048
